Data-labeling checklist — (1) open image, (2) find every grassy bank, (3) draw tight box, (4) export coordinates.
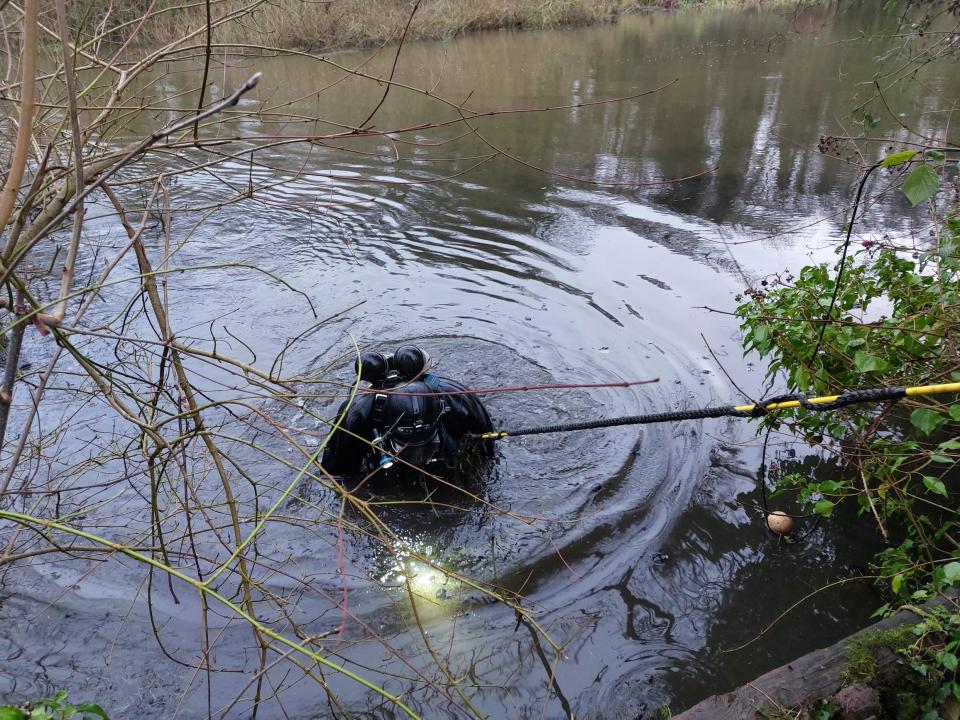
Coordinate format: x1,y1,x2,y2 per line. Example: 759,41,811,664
140,0,782,52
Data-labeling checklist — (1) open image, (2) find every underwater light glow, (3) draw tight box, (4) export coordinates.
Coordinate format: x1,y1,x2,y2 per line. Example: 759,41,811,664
403,560,461,604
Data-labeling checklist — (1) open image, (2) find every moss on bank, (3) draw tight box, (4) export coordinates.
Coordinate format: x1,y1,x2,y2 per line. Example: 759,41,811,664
842,624,916,684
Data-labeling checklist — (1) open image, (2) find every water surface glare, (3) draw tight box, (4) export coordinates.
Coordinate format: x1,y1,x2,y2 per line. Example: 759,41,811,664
3,5,954,718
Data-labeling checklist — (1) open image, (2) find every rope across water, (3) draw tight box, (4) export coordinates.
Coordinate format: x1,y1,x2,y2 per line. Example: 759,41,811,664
475,381,960,440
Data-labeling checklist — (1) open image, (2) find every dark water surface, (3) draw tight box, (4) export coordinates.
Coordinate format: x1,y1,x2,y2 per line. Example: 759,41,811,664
2,4,957,718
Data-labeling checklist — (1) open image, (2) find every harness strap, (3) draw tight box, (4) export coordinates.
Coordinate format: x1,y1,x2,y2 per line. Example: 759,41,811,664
371,393,388,425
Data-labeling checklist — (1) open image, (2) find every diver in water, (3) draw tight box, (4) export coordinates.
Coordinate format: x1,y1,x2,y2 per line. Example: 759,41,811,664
321,345,494,480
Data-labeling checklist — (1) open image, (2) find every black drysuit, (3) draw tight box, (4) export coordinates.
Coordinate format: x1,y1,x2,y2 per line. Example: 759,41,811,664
321,374,493,477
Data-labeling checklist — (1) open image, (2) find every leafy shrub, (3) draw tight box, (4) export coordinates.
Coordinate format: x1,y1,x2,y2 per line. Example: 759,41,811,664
737,210,960,712
0,690,108,720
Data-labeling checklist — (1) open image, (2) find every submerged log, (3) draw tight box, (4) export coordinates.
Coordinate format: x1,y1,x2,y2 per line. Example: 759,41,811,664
674,602,930,719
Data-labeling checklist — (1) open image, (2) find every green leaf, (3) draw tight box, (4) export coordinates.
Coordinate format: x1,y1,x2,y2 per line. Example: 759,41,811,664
912,408,946,436
943,559,960,581
814,499,835,517
0,708,26,720
882,150,917,168
932,454,953,464
853,351,889,372
76,705,110,720
811,701,840,720
871,603,891,618
902,164,940,206
925,149,946,163
951,404,960,422
923,475,948,497
940,651,960,672
892,573,904,593
939,439,960,451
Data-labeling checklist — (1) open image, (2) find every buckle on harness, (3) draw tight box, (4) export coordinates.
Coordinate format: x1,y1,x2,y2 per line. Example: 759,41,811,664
371,393,388,424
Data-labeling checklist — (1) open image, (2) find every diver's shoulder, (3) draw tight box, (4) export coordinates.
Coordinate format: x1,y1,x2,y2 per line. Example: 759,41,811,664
338,392,376,423
423,374,468,392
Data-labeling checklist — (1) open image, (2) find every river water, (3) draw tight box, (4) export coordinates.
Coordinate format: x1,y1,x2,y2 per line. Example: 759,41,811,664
2,4,958,719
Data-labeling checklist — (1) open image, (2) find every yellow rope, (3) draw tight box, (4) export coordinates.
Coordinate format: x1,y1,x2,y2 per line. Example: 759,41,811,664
905,381,960,398
733,381,960,414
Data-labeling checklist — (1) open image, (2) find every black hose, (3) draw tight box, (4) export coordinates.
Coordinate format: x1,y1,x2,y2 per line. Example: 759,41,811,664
479,386,907,439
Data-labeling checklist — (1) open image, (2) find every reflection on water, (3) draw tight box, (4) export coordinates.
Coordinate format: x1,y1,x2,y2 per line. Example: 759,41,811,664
2,4,953,718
